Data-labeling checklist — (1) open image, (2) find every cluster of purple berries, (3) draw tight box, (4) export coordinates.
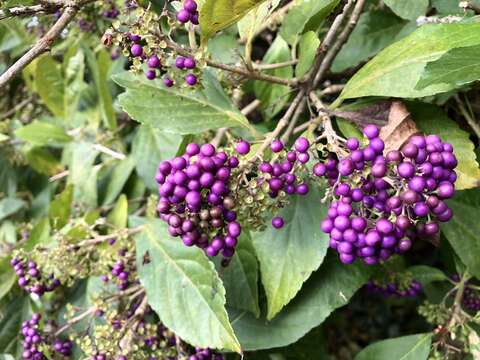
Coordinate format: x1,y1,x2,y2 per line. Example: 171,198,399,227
21,313,72,359
174,56,198,86
451,275,480,311
237,137,311,229
365,279,423,298
102,258,134,290
156,143,241,258
11,256,60,297
176,0,199,25
189,347,225,360
318,125,457,265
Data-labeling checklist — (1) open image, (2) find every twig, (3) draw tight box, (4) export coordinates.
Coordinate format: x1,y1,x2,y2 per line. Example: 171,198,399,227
211,99,261,148
93,144,126,160
305,0,355,88
312,0,367,89
72,226,143,249
460,1,480,14
281,98,307,142
252,90,305,160
161,37,299,87
253,59,298,70
319,84,345,96
454,94,480,138
54,306,96,336
0,3,58,20
0,2,85,88
0,96,33,120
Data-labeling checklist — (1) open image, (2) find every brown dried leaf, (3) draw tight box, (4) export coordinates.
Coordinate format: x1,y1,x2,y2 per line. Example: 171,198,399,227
331,101,391,126
380,101,419,153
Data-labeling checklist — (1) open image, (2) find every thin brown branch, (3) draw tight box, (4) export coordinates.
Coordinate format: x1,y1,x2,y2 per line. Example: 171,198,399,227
460,1,480,14
312,0,367,89
252,90,305,161
281,98,307,142
253,59,298,71
0,4,57,20
0,96,33,120
0,1,89,88
454,94,480,138
305,0,355,88
161,37,299,87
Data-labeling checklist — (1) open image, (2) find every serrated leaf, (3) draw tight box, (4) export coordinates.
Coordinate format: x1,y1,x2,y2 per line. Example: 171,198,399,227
408,102,480,190
280,0,340,45
254,36,293,120
136,219,241,353
15,121,72,146
355,334,432,360
200,0,267,42
252,186,329,320
131,125,183,191
383,0,429,20
442,200,480,279
220,231,260,317
416,45,480,90
0,197,24,222
335,22,480,106
296,31,320,78
68,142,99,207
230,257,372,350
0,296,30,355
114,70,252,135
332,11,409,73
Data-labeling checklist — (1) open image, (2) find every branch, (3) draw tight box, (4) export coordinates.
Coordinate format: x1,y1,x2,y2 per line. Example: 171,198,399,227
312,0,367,89
305,0,355,89
0,2,85,88
161,37,299,87
252,89,305,160
0,4,58,20
460,1,480,14
281,97,307,142
454,94,480,139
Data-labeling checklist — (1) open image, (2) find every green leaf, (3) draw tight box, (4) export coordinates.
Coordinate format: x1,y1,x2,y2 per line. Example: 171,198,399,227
280,0,340,45
24,217,51,251
0,354,15,360
107,194,128,229
15,121,71,146
0,296,30,355
408,265,448,286
114,70,252,135
230,257,372,350
254,36,293,120
0,258,15,302
103,156,135,205
252,186,329,320
35,55,65,118
332,11,409,73
131,125,183,191
238,0,281,41
407,102,480,190
136,219,241,353
220,231,260,317
442,200,480,279
335,22,480,106
49,184,73,229
416,45,480,90
0,198,24,221
296,31,320,78
68,142,99,207
84,46,116,130
200,0,267,42
25,147,63,176
383,0,429,20
355,333,432,360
